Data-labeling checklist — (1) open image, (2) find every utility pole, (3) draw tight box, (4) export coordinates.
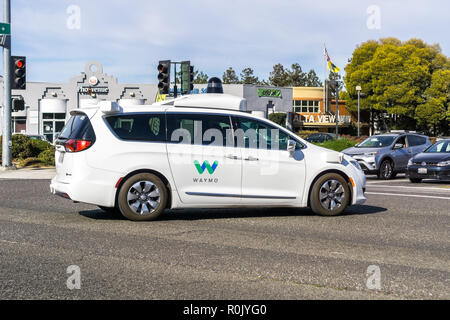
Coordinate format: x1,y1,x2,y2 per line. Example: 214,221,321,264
356,85,362,137
335,87,339,136
2,0,12,169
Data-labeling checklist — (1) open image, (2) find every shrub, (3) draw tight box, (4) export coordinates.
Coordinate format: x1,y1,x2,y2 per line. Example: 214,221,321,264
296,130,319,139
268,112,286,127
313,138,357,152
38,147,55,166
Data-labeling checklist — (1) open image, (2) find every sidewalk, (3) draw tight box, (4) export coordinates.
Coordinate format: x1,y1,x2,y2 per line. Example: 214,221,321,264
0,167,56,180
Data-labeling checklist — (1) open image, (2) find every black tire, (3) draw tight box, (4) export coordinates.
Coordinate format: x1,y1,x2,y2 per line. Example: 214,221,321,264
117,173,167,221
310,173,350,216
409,178,422,183
378,160,394,180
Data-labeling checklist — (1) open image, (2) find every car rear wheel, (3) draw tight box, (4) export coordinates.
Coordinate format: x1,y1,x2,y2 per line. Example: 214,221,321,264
409,178,422,183
118,173,167,221
310,173,350,216
378,160,394,180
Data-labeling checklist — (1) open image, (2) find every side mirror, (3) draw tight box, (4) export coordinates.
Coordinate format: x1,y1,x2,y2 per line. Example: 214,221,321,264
287,140,296,156
394,143,404,149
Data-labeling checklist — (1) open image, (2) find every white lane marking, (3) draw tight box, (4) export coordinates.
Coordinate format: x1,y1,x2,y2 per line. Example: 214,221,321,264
366,192,450,200
368,185,450,192
366,179,409,184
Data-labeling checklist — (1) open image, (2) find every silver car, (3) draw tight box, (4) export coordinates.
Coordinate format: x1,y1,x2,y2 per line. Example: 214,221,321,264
343,133,431,179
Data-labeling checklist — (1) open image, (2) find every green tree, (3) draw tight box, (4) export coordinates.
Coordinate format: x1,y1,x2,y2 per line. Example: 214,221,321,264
286,63,307,86
415,69,450,135
344,37,449,132
269,63,289,87
193,70,209,84
222,67,239,84
240,67,259,84
305,69,322,87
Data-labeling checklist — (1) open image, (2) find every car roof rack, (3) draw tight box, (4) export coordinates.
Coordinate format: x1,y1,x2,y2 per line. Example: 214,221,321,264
153,93,247,111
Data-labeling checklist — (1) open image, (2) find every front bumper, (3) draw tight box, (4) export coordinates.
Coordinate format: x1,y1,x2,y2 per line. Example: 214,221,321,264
406,165,450,181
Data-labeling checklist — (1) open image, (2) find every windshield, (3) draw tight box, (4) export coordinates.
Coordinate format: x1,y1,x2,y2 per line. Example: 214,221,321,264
357,136,395,148
425,140,450,153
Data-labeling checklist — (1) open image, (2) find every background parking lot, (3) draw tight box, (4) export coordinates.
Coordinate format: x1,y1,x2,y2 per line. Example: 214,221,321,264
0,172,449,299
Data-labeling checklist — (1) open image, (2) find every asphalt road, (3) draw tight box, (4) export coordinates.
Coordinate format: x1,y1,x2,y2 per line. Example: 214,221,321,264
0,175,449,300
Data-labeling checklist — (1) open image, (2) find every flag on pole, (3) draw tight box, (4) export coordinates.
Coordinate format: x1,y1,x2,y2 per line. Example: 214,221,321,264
324,47,340,73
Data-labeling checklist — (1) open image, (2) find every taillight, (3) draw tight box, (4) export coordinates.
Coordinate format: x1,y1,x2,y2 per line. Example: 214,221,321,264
65,139,92,152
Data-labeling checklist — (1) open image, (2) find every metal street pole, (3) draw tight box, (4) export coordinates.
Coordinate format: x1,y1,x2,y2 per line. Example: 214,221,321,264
2,0,11,168
356,85,361,137
335,85,339,136
173,62,177,99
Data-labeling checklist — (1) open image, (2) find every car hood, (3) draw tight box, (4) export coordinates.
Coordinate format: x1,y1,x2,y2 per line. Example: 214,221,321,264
412,153,450,162
342,146,384,155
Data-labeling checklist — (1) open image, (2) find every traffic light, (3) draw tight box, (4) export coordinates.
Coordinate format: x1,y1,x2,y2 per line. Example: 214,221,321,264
11,97,25,112
157,60,171,94
11,56,26,90
180,61,194,94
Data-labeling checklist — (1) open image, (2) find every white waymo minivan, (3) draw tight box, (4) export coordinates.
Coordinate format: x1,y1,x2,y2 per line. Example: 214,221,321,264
50,94,366,221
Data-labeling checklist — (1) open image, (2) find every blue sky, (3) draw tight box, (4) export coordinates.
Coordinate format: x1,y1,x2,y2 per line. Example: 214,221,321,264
2,0,449,84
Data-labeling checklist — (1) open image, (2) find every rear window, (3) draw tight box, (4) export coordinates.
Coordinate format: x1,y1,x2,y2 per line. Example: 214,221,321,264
58,113,96,141
105,113,166,142
408,135,427,146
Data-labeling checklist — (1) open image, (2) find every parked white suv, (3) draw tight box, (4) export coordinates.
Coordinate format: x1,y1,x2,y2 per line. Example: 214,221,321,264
50,94,366,221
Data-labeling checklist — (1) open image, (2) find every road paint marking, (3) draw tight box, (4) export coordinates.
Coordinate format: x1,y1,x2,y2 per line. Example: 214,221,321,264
366,192,450,200
368,185,450,192
366,179,409,184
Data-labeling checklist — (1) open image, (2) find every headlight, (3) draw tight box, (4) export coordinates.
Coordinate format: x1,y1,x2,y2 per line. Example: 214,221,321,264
407,158,413,166
364,152,379,157
437,160,450,167
350,160,362,171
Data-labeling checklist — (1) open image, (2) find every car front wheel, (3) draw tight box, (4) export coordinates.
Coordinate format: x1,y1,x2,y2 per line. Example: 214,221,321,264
378,160,394,180
310,173,350,216
118,173,167,221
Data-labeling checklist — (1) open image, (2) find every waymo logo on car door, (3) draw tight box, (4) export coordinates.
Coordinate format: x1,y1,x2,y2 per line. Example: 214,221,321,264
194,160,218,174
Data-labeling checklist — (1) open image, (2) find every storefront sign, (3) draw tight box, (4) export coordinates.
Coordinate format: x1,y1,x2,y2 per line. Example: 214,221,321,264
78,86,109,94
297,114,351,124
257,89,282,98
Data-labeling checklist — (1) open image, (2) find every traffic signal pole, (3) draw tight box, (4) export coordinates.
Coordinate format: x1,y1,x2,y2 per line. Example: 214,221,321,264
2,0,12,168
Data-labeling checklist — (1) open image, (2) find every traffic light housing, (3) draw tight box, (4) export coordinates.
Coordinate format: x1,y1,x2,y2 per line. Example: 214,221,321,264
157,60,171,94
181,61,194,94
12,97,25,112
11,56,26,90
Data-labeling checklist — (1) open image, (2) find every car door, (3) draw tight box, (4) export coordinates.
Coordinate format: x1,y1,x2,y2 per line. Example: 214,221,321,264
392,135,409,170
166,112,242,205
233,115,306,205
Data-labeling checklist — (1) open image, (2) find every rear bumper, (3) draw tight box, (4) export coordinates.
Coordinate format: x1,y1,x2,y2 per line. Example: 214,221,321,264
50,170,120,207
406,166,450,181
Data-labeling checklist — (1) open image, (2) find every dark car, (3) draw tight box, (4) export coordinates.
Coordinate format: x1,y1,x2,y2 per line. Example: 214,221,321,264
406,139,450,182
305,133,337,143
343,133,431,179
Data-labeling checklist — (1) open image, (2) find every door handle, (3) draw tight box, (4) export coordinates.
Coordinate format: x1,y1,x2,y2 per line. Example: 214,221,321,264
244,156,259,161
226,154,239,160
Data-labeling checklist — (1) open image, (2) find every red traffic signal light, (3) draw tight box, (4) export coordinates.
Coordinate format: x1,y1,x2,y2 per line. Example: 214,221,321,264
11,56,26,90
157,60,171,94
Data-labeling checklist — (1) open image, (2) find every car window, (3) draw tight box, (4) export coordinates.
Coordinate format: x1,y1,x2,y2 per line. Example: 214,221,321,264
395,136,407,147
58,113,95,141
425,140,450,153
235,116,291,150
357,136,395,148
167,113,232,146
105,113,165,142
408,135,427,146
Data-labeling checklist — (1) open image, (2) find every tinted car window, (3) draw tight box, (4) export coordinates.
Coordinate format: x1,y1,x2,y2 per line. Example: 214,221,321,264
105,113,165,142
58,113,95,141
235,116,291,150
167,113,232,146
425,140,450,153
408,135,426,146
357,136,395,148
